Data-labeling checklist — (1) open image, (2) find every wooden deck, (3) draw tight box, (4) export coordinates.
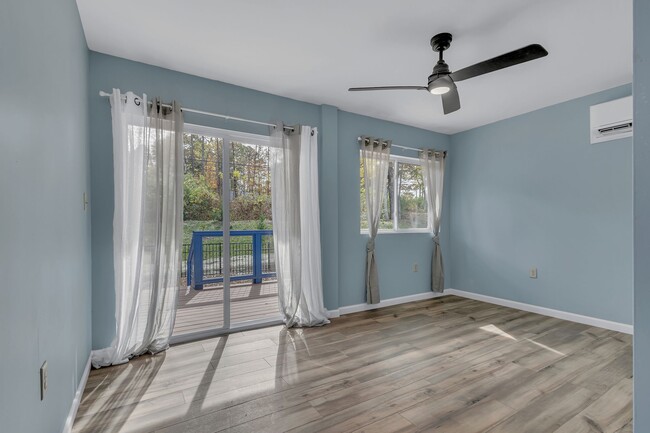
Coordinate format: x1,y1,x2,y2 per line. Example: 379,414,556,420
173,280,280,336
73,295,632,433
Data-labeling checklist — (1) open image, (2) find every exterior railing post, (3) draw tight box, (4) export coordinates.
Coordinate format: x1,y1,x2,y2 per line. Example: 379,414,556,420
192,232,204,290
186,243,192,287
253,232,263,284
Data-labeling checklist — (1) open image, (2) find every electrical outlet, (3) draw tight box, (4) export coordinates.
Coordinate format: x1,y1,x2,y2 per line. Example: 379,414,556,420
412,263,418,272
529,267,538,279
40,361,48,400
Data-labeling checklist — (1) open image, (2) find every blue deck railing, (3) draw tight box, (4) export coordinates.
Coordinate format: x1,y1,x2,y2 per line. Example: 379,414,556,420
186,230,276,290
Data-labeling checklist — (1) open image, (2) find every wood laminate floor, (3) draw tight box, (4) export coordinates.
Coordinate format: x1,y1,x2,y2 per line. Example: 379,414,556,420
173,281,280,336
73,295,632,433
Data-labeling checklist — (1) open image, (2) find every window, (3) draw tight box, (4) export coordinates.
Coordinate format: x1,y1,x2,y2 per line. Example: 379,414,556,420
360,153,429,233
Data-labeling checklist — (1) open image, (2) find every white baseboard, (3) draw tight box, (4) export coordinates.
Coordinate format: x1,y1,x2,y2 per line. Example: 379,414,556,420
62,353,92,433
326,309,341,318
336,291,446,316
327,288,632,335
446,289,633,335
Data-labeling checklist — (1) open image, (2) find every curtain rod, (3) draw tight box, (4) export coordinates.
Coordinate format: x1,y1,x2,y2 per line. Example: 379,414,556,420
99,91,295,132
357,136,447,157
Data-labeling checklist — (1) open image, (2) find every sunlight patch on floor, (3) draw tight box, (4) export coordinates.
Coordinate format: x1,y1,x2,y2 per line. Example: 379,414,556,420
479,324,517,341
525,338,565,356
196,375,280,411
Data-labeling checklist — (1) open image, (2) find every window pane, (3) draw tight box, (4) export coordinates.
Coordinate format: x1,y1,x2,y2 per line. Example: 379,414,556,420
360,158,368,230
229,141,272,228
382,163,394,229
360,158,393,230
183,133,223,227
397,162,427,229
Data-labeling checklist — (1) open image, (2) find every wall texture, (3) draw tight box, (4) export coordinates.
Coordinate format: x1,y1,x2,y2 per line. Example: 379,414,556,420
88,52,450,349
449,85,633,325
633,0,650,429
0,1,92,432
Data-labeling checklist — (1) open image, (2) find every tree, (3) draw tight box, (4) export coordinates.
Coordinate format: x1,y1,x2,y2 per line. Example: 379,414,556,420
183,134,274,223
386,163,394,221
183,174,219,221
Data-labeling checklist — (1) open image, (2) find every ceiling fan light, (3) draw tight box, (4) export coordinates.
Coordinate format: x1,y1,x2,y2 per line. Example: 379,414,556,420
428,75,453,95
430,86,450,95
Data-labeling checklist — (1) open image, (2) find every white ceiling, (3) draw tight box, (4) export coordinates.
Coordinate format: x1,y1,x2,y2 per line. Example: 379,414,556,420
76,0,632,134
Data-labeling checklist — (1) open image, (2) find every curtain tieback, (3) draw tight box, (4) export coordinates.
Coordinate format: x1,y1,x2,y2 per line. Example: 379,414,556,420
366,238,375,253
433,234,440,245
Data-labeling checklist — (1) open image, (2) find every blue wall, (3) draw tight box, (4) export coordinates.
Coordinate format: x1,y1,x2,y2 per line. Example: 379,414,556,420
633,0,650,429
0,1,92,432
89,52,449,348
449,85,633,324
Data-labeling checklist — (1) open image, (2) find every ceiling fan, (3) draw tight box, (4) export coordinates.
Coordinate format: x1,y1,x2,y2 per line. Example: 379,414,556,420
348,33,548,115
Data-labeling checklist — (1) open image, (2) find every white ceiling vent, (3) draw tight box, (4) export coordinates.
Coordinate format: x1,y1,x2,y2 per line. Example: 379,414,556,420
590,96,633,144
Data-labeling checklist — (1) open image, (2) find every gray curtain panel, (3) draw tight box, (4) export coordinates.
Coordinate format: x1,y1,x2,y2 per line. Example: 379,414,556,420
420,150,446,293
361,136,391,304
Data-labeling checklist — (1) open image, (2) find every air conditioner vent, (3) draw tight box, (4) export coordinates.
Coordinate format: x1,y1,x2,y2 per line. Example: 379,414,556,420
597,121,633,135
590,96,633,144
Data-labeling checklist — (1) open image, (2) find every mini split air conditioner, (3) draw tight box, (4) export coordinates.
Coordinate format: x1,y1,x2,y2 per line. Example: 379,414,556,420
590,96,633,144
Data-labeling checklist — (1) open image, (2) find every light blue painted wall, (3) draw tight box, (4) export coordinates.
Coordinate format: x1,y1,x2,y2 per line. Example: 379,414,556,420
449,85,633,324
89,52,449,348
337,111,451,307
0,1,92,432
320,105,341,311
633,0,650,429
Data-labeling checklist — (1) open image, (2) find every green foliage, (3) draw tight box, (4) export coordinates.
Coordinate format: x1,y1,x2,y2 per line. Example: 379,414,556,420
183,175,220,221
256,215,267,230
399,195,426,213
230,194,272,222
182,133,275,260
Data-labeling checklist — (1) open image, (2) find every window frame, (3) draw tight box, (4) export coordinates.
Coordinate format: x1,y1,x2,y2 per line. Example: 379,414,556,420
360,152,431,235
184,124,271,148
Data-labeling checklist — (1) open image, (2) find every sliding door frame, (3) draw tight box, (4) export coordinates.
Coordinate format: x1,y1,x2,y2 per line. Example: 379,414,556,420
170,124,282,345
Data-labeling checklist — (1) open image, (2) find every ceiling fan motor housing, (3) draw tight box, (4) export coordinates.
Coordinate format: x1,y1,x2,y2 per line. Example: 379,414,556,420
432,60,450,75
429,60,451,87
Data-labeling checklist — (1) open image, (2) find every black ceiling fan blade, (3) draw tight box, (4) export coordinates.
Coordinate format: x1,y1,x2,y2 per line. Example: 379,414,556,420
449,44,548,82
348,86,427,91
441,85,460,115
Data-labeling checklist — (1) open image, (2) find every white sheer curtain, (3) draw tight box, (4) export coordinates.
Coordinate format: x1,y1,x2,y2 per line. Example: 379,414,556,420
270,124,329,327
92,89,184,368
420,149,446,293
361,136,391,304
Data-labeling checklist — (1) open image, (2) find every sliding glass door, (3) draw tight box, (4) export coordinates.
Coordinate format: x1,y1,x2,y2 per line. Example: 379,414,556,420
172,125,281,342
175,130,227,337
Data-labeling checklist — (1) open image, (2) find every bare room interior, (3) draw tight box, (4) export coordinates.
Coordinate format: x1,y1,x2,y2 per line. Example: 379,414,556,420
2,0,650,432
